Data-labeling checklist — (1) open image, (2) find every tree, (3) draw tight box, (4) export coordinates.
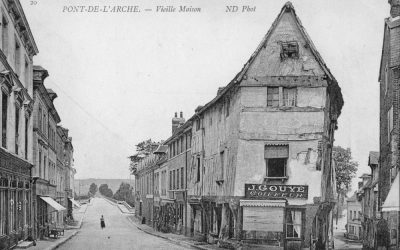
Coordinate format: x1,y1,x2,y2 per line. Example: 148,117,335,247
128,139,161,174
99,184,113,198
333,146,358,222
89,183,98,196
113,182,135,206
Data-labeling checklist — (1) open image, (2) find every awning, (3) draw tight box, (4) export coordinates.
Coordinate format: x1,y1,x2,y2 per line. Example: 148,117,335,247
40,196,66,211
382,172,400,212
69,198,81,208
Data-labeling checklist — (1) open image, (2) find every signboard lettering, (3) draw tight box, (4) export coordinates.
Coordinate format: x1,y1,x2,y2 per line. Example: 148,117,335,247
245,184,308,199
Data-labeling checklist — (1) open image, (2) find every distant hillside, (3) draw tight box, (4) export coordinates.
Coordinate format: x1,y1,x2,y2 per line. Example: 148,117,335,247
74,178,135,196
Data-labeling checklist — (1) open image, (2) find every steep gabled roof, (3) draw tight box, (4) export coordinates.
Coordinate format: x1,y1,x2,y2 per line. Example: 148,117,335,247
194,1,343,117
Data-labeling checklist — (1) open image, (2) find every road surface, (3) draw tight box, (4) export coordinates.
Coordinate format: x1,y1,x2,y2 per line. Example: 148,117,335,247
58,197,188,250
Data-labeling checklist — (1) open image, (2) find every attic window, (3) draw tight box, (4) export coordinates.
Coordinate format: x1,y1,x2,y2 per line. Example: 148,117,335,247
280,41,299,60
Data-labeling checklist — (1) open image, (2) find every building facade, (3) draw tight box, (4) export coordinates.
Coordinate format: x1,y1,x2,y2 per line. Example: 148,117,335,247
164,112,191,235
0,0,38,248
32,66,66,239
378,0,400,249
347,193,362,240
130,3,343,249
185,3,342,250
358,152,380,249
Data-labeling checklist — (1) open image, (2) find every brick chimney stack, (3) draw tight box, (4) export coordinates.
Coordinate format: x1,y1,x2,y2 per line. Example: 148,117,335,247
179,111,185,126
389,0,400,18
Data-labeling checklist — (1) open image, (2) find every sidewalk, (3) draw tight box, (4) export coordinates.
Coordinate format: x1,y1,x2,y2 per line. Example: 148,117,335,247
127,215,220,250
17,203,89,250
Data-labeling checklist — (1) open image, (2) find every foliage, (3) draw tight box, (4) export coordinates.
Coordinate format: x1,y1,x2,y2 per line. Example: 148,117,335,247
128,139,161,174
99,183,113,198
89,183,98,196
113,182,135,205
333,146,359,196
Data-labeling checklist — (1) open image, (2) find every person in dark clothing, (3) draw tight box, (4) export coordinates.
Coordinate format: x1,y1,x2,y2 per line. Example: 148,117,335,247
100,215,105,229
315,236,325,250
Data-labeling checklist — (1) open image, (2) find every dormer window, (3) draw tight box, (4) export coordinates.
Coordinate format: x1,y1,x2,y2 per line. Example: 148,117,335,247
280,41,299,60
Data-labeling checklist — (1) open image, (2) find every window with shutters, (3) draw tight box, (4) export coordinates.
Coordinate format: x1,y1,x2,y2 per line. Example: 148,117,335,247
265,145,289,180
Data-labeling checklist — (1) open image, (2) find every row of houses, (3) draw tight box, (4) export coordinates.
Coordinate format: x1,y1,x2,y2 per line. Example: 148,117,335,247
0,1,76,249
131,3,343,250
345,1,400,249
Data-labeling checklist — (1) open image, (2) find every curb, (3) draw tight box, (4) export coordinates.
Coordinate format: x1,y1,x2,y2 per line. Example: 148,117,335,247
43,230,79,250
126,216,208,250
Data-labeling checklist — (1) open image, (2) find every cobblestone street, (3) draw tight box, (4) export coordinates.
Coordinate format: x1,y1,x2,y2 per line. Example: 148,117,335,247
57,198,188,250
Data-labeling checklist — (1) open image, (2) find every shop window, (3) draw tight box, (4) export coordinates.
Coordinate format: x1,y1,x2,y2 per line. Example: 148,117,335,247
267,87,279,107
286,209,302,238
265,145,288,179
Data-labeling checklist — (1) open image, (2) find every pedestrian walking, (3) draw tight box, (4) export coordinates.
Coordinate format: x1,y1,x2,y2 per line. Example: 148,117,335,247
100,215,105,229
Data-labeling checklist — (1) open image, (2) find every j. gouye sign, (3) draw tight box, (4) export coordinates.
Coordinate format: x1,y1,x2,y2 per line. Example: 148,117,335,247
245,184,308,199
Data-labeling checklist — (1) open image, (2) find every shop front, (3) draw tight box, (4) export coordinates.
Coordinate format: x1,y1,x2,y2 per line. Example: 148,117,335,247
34,179,65,239
188,196,203,239
240,184,309,249
0,148,33,250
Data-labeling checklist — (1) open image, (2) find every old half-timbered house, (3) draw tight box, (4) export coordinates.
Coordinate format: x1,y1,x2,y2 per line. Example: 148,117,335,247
0,0,38,248
186,2,343,249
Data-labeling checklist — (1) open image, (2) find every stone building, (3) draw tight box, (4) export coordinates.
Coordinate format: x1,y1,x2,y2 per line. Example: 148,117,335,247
0,0,38,248
134,152,158,226
358,152,379,249
346,193,362,240
378,0,400,249
152,145,169,232
185,2,343,249
56,126,76,219
163,112,191,234
32,66,66,239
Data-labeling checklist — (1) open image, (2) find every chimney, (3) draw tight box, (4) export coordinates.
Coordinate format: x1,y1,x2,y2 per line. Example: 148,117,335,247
390,0,400,18
172,112,180,134
179,111,185,126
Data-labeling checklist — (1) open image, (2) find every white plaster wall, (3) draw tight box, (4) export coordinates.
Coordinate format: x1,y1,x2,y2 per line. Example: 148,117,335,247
235,139,322,205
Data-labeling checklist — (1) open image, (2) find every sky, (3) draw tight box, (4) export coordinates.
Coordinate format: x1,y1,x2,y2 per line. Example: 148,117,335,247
21,0,389,186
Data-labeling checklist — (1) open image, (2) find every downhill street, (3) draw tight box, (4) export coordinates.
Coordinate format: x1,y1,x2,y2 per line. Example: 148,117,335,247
57,198,188,250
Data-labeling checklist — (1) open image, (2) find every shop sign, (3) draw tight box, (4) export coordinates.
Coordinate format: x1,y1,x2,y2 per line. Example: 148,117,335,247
245,184,308,199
